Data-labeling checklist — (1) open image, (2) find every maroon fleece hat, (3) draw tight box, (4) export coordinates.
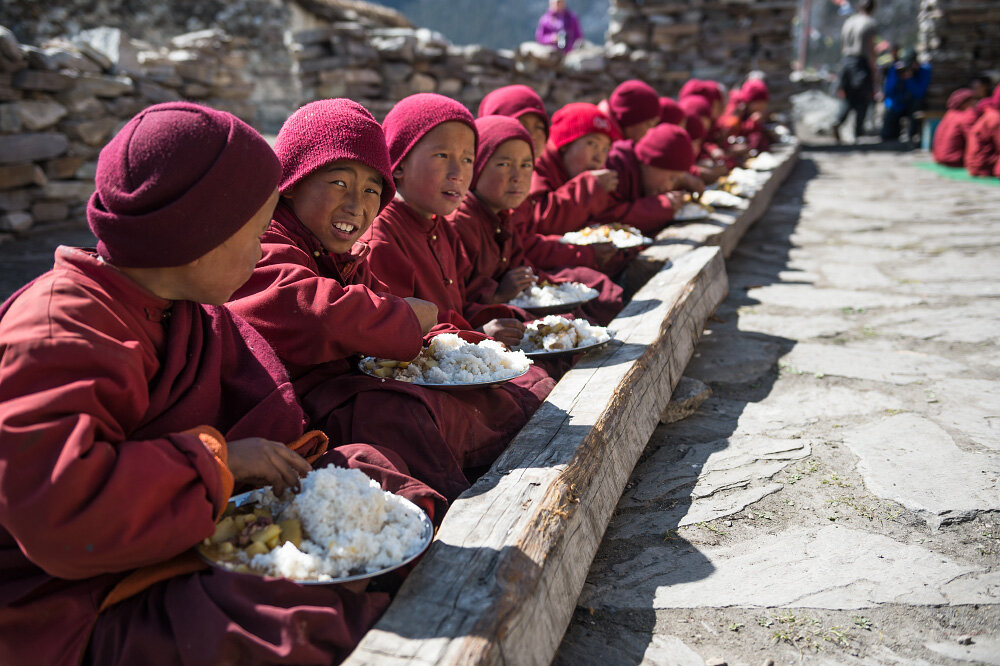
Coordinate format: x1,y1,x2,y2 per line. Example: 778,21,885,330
87,101,279,268
635,123,694,172
478,85,549,132
472,115,534,188
659,97,686,125
274,98,395,212
608,79,661,129
383,93,478,174
741,79,770,104
678,95,711,121
549,102,620,150
679,79,724,107
945,88,975,111
683,111,706,142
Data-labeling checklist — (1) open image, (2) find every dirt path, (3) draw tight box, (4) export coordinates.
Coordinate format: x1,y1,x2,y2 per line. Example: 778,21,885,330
555,149,1000,666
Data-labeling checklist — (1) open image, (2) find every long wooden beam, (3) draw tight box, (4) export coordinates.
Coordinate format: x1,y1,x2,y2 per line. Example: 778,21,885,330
344,245,729,666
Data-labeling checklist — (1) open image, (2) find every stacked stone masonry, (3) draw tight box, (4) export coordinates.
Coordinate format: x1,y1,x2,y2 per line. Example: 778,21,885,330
917,0,1000,112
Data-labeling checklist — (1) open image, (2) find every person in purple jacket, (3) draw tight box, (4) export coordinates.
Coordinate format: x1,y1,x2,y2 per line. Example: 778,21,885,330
535,0,583,53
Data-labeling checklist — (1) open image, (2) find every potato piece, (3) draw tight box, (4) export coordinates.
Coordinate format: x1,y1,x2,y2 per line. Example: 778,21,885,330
245,541,269,557
250,523,282,545
252,507,273,520
376,359,399,368
209,516,239,544
277,518,303,549
373,366,395,378
265,535,281,550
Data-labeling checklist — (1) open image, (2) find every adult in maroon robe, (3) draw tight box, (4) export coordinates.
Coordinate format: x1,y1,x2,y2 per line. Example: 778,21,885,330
0,103,442,666
932,88,978,167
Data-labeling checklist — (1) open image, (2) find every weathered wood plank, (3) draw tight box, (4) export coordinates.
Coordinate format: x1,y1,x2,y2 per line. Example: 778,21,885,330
623,142,800,298
344,246,729,666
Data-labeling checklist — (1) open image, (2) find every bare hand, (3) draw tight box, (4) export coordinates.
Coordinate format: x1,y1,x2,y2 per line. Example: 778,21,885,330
404,297,439,334
227,438,312,495
493,267,536,303
590,169,619,193
666,191,686,212
679,172,705,194
482,318,526,348
589,242,619,270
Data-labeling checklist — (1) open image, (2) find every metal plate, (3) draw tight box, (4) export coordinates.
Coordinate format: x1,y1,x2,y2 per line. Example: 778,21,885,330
358,358,530,389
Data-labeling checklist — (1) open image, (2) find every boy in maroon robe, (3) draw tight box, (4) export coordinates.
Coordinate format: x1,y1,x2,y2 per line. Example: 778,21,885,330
599,79,662,142
448,115,624,326
965,85,1000,177
227,98,542,502
720,79,773,153
598,123,700,232
479,84,550,158
0,102,444,666
659,96,686,125
932,88,978,167
528,102,623,234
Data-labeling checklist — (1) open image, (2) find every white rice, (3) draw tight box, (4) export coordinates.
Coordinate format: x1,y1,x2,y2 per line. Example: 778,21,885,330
238,466,427,581
518,315,610,353
560,224,652,248
508,280,598,308
698,189,748,209
382,333,531,384
673,202,712,221
746,151,780,171
724,168,769,196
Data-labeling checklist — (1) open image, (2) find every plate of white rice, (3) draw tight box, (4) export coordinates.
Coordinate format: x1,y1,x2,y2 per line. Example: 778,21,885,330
745,151,780,171
359,333,531,388
516,315,612,358
697,189,749,209
560,223,653,248
673,202,714,221
197,465,433,584
507,280,599,315
720,168,769,197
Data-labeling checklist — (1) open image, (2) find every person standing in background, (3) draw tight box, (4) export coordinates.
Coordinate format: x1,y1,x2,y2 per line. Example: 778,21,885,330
880,48,931,142
535,0,583,53
830,0,879,143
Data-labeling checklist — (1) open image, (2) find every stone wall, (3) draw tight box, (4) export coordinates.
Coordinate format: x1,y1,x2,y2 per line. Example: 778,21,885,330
0,26,256,236
918,0,1000,111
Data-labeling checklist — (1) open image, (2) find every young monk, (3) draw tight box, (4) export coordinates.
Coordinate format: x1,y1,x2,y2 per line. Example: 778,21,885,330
362,93,555,439
965,84,1000,178
227,98,541,502
479,84,549,157
681,109,728,184
600,79,663,141
528,102,622,234
932,88,978,167
659,96,686,125
680,78,726,122
720,78,773,152
448,115,624,326
0,101,444,666
598,122,699,232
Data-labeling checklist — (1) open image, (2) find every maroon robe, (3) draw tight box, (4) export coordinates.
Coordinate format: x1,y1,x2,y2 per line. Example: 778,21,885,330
528,146,617,234
448,193,624,326
965,107,1000,177
228,202,549,501
595,139,679,234
933,107,977,167
0,247,441,666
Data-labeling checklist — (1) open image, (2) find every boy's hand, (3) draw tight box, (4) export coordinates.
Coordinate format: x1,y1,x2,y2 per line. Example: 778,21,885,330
590,242,619,269
227,438,312,495
482,318,526,348
590,169,619,193
666,191,687,212
494,267,536,303
404,297,439,334
679,173,705,194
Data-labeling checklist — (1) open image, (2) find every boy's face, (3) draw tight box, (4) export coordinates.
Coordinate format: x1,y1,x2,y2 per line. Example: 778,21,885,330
560,132,611,178
639,163,685,197
182,188,280,305
748,100,768,116
691,138,703,157
518,112,548,158
395,121,475,218
475,139,534,213
623,117,659,142
711,99,724,120
285,159,384,255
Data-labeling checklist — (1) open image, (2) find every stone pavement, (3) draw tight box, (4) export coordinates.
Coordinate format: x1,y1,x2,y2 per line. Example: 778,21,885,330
555,149,1000,666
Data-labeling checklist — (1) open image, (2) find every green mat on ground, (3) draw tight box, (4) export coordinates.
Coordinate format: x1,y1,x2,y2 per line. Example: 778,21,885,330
914,161,1000,185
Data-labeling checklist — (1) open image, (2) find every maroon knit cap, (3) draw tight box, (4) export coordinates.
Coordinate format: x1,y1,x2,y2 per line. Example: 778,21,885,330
274,98,395,212
683,111,706,142
549,102,620,150
679,79,723,106
635,123,694,172
945,88,975,111
472,115,534,188
678,95,711,120
659,97,686,125
478,85,549,132
383,93,478,174
87,101,280,268
742,79,770,103
608,79,661,128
